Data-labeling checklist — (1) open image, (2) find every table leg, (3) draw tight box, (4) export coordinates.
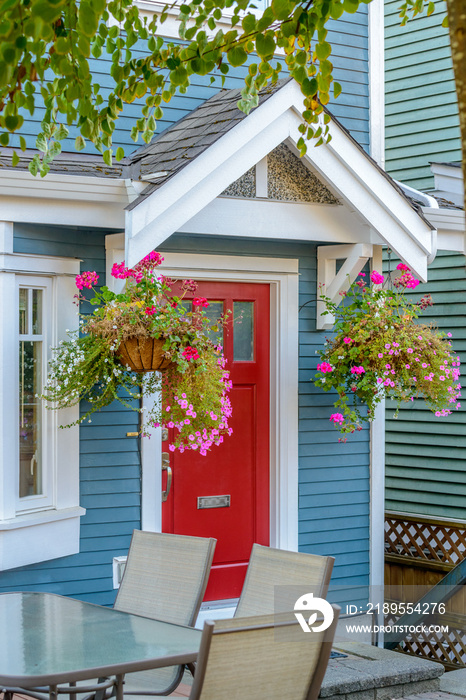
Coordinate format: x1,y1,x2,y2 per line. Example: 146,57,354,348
115,675,124,700
49,684,58,700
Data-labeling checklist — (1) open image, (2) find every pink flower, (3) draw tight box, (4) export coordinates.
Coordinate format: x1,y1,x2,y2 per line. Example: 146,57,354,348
358,272,366,277
396,263,410,271
145,306,156,315
350,366,365,375
317,362,333,373
370,271,385,285
407,348,413,354
330,413,344,424
193,297,209,307
182,346,200,361
378,353,383,358
75,271,99,289
343,337,353,344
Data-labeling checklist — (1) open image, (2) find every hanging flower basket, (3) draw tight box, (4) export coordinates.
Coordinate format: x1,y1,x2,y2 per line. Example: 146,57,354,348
116,336,173,372
314,265,461,442
40,252,233,455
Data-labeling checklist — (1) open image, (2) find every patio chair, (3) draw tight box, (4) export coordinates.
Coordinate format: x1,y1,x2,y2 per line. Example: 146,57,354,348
115,530,216,698
188,608,340,700
234,543,335,617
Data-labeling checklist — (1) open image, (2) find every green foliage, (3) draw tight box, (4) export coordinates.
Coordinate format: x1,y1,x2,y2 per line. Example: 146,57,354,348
0,0,359,174
314,268,462,441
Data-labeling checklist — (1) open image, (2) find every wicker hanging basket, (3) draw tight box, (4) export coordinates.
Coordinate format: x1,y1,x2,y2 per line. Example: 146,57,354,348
116,336,173,372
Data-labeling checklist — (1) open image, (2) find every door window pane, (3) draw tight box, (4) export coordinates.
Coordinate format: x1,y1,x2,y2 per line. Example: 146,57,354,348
19,340,43,497
233,301,254,361
203,301,224,347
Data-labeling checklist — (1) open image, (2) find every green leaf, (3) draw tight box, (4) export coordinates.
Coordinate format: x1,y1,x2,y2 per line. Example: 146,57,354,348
242,13,256,34
301,77,318,97
19,136,27,152
342,0,359,13
11,150,19,167
256,32,276,59
333,81,342,98
169,66,188,86
315,41,331,60
35,133,48,152
227,46,248,67
29,155,40,177
102,149,112,166
75,135,86,151
271,0,292,20
115,146,125,161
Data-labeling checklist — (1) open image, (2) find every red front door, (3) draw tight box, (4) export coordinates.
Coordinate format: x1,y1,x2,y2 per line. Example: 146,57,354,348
162,281,270,600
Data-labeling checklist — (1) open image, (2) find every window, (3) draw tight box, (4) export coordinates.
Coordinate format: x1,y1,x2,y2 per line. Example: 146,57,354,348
0,237,85,571
17,279,53,511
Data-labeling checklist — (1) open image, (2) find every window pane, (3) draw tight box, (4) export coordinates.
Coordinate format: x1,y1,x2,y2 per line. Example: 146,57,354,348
19,288,28,335
19,341,42,498
203,301,224,347
32,289,42,335
233,301,254,361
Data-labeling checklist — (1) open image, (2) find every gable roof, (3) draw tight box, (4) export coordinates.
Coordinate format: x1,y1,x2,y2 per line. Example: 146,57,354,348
125,79,290,210
124,79,435,279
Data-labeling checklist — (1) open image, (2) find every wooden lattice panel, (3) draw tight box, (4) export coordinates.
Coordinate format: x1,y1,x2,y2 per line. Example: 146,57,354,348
385,612,466,670
385,513,466,565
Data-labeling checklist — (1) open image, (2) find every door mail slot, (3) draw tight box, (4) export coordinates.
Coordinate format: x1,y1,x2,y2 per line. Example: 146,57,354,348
197,495,231,509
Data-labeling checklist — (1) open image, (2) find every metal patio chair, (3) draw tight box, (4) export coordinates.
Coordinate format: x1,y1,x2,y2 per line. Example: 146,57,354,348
115,530,216,698
234,543,335,617
188,608,340,700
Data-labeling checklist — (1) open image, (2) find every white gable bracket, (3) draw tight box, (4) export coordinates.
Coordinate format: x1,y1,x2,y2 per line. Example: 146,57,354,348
317,243,372,330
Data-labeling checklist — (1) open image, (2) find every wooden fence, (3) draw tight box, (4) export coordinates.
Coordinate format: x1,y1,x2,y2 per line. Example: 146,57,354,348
385,511,466,669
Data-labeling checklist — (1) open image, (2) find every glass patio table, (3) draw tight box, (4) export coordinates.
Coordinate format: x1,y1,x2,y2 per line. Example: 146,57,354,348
0,592,202,700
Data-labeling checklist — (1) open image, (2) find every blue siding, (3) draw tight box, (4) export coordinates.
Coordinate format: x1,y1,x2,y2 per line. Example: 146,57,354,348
0,228,370,599
160,234,371,587
11,10,369,154
0,225,140,606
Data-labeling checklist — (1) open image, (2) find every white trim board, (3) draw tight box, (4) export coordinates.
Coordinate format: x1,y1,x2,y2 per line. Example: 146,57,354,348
422,207,466,254
105,242,300,553
125,80,433,280
368,0,385,169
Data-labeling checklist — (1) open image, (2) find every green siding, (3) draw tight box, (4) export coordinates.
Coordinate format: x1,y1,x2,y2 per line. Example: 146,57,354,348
384,0,461,190
385,251,466,520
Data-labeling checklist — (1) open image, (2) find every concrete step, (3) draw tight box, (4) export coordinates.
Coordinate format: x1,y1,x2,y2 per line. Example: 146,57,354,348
404,693,466,700
439,669,466,698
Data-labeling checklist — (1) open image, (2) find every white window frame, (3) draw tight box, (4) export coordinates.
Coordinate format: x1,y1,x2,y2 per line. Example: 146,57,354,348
0,222,85,571
16,276,54,513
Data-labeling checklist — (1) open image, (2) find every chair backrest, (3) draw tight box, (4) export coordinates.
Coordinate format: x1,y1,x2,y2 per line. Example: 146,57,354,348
115,530,216,627
235,544,334,618
189,608,340,700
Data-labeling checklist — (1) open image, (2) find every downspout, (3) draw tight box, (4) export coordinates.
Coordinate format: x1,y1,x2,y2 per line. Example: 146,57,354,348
394,180,439,264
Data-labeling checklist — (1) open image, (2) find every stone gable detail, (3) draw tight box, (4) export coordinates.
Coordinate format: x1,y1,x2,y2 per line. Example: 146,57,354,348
220,144,339,203
267,144,339,203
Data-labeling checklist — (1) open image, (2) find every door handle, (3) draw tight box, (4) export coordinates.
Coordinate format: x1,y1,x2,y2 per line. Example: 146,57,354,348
161,452,172,502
